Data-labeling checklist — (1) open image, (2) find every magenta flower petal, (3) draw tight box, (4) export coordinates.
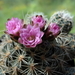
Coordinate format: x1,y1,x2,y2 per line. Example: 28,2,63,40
18,25,44,48
47,23,60,36
31,15,46,29
6,17,23,36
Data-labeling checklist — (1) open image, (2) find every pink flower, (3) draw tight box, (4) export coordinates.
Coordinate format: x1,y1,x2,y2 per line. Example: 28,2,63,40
47,23,60,36
18,25,44,48
31,15,46,29
6,18,23,36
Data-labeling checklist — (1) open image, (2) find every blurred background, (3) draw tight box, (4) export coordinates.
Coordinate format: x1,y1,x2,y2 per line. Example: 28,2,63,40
0,0,75,36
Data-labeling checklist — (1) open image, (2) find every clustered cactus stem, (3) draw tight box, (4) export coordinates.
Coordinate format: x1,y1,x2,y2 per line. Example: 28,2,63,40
0,10,75,75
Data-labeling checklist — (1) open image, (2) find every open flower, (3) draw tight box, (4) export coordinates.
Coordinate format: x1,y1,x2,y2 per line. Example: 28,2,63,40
31,15,46,29
18,25,44,48
6,18,23,36
47,23,60,36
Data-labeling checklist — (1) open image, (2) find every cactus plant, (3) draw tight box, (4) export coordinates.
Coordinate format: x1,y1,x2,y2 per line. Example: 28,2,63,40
0,11,75,75
50,10,73,34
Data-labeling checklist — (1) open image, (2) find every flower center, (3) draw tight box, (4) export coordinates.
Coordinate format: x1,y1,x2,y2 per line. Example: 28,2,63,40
37,18,41,22
28,36,35,41
53,26,57,30
12,24,16,30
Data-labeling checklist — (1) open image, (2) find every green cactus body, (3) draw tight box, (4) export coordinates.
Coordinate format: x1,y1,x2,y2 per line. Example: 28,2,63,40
0,34,74,75
50,11,73,33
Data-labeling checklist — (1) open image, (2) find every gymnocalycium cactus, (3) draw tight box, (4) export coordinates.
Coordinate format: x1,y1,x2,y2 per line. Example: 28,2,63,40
0,11,75,75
